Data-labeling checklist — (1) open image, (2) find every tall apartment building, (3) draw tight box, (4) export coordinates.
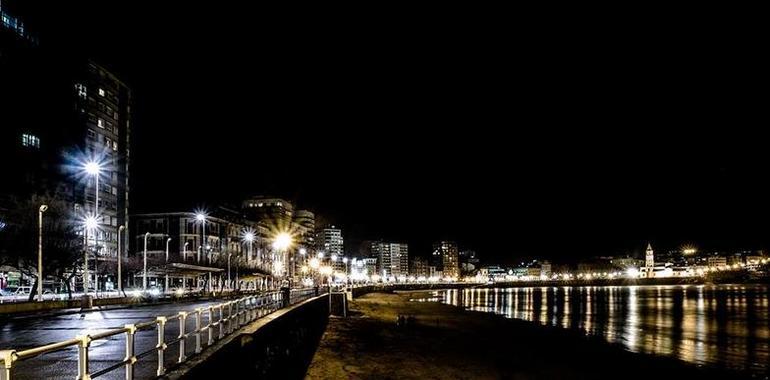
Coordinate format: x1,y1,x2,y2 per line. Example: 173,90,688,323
1,3,131,264
433,241,459,279
318,225,344,271
371,241,409,277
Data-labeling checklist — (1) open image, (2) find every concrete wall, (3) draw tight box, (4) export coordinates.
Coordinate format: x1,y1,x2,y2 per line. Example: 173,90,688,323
171,294,329,379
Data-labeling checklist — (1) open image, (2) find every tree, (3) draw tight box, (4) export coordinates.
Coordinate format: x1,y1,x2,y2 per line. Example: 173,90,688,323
0,194,84,300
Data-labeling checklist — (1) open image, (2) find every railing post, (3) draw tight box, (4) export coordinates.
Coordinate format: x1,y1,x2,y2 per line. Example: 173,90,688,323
76,335,91,380
156,317,167,377
207,307,214,346
218,305,224,339
0,350,16,380
195,308,202,353
178,312,187,363
237,299,243,326
230,302,235,333
124,324,136,380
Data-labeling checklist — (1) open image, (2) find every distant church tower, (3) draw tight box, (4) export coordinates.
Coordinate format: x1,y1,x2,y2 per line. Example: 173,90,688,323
645,243,655,278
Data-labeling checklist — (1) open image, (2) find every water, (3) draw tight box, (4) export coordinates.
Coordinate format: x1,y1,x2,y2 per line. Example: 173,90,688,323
435,285,770,375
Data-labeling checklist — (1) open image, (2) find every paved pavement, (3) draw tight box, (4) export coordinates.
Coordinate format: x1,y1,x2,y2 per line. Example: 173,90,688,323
0,296,271,379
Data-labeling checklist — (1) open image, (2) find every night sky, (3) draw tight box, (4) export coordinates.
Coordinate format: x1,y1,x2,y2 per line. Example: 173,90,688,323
14,2,766,264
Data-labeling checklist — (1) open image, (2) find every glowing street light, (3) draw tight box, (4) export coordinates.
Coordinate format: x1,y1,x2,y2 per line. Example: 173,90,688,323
272,232,292,250
244,231,255,263
84,215,98,231
84,161,101,176
83,161,102,291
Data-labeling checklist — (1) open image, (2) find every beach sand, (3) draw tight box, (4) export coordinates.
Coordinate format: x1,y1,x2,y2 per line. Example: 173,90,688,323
305,290,747,380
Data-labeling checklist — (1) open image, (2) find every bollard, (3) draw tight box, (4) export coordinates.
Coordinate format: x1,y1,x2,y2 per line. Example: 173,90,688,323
156,317,167,377
124,324,137,380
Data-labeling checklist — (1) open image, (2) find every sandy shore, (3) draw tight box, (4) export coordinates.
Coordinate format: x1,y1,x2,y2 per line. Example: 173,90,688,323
305,290,748,380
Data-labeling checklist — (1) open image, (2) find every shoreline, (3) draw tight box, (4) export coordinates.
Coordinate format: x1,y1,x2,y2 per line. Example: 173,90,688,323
305,290,752,380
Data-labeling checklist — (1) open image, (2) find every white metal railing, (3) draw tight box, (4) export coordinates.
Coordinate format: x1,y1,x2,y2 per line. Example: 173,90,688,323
0,288,322,379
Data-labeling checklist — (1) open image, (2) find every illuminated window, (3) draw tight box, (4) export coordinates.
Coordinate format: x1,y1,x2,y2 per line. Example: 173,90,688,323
75,83,87,99
98,88,105,97
97,119,105,128
21,133,40,148
112,141,118,151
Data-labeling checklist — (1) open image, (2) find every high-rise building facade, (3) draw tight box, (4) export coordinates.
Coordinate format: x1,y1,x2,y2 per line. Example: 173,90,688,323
410,257,429,277
371,241,408,277
433,241,459,279
1,4,131,265
75,62,132,261
242,196,294,230
318,225,344,271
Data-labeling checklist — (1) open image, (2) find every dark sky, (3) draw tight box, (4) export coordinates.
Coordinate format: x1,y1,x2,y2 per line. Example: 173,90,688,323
15,2,767,264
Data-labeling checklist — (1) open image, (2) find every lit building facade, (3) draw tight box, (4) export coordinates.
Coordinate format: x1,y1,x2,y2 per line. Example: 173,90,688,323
318,225,344,271
1,5,131,290
410,257,429,277
433,241,459,279
371,241,408,277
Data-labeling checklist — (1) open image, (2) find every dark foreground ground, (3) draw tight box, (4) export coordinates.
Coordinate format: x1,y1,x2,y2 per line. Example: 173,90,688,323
305,291,751,380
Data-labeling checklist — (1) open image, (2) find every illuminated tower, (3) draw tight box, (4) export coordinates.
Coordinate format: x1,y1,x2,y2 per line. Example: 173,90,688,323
645,243,655,277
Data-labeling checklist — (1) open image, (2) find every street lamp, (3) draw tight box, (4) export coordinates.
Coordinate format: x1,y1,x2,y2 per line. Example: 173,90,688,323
143,232,150,290
272,232,292,250
195,212,206,264
342,257,349,277
37,204,48,302
117,225,125,294
84,215,98,297
272,232,292,280
84,161,101,292
165,237,172,293
244,231,255,260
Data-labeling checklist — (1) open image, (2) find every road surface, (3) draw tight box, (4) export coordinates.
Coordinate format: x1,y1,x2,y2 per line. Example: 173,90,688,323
0,296,274,379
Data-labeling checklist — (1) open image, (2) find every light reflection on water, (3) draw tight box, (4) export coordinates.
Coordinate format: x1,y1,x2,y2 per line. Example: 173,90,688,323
436,285,770,375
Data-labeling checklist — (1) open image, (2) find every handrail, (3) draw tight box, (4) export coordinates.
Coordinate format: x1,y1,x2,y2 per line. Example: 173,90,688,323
0,287,324,380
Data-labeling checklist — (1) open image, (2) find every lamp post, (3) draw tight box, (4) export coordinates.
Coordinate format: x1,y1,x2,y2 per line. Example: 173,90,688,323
195,213,206,264
143,232,150,290
84,162,101,293
117,225,125,294
227,252,231,290
165,237,171,293
84,216,97,297
272,232,292,286
343,257,349,278
37,204,48,302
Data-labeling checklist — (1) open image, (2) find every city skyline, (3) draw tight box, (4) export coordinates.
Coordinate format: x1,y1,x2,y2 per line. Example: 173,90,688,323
4,2,767,264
